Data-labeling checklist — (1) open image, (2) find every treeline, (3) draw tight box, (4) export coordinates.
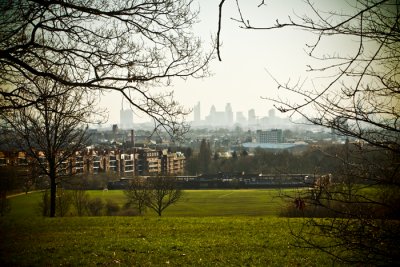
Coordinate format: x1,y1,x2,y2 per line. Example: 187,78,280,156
184,139,389,176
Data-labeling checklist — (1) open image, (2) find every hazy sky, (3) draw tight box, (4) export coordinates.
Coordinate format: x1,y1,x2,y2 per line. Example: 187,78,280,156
100,0,351,125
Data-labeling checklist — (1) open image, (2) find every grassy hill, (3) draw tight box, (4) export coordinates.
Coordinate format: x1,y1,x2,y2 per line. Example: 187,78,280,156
0,189,343,266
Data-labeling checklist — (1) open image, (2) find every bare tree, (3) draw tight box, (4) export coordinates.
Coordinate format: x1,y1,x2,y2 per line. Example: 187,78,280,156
125,176,182,216
218,0,400,264
0,167,14,216
0,0,215,137
146,176,182,216
0,76,104,217
124,177,149,215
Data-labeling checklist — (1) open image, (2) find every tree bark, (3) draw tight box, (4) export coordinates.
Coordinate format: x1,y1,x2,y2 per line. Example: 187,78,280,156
50,168,56,218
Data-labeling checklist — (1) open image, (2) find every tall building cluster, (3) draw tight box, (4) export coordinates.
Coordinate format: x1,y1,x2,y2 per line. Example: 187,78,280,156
192,102,291,129
204,103,234,127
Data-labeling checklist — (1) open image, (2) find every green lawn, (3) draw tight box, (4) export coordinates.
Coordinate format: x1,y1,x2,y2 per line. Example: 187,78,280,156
164,189,285,216
89,189,286,217
0,189,344,266
0,216,339,266
7,189,288,218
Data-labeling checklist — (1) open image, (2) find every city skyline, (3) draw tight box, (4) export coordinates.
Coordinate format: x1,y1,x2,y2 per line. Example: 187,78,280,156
100,0,323,125
192,101,281,122
106,97,288,129
109,99,291,129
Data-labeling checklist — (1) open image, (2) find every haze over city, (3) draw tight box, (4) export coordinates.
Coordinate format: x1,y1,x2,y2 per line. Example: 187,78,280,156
100,0,347,125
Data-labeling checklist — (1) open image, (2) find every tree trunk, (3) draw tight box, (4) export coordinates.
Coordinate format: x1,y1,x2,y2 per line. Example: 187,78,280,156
49,169,56,217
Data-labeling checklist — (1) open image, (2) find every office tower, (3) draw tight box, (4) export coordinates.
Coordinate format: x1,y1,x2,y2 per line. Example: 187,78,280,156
236,111,246,125
120,109,134,129
225,103,233,125
248,109,256,125
193,102,201,122
268,108,276,118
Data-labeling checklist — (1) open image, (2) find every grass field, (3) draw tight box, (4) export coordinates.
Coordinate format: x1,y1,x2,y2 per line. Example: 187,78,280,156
7,189,288,218
91,189,286,217
0,189,343,266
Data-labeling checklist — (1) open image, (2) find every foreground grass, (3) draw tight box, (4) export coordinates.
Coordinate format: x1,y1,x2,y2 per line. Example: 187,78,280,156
0,216,337,266
1,189,344,266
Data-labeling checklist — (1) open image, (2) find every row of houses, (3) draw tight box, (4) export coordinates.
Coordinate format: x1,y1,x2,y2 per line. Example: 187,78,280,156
0,148,186,177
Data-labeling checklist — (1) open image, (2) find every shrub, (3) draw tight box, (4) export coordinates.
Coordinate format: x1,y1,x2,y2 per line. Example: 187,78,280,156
87,198,104,216
38,189,72,217
0,193,11,216
105,199,120,216
38,190,52,217
71,189,90,216
56,189,72,217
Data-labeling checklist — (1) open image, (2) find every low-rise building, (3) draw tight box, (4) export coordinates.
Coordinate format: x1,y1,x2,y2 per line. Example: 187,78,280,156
0,147,186,178
256,129,283,143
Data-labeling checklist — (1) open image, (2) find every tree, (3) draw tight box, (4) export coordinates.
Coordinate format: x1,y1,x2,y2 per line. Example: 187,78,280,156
22,160,40,194
184,147,193,159
0,0,214,137
0,167,13,216
231,150,238,159
124,177,149,215
0,77,103,217
146,176,183,216
240,149,248,157
124,176,182,216
213,151,220,160
198,139,212,173
218,0,400,264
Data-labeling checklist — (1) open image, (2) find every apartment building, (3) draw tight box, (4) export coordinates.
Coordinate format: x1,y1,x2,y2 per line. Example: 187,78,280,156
0,148,185,177
120,153,135,176
161,150,185,175
135,148,161,175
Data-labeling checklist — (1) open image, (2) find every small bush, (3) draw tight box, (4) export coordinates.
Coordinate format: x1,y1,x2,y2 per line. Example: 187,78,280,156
56,189,72,217
87,198,104,216
38,189,72,217
105,199,120,216
71,189,90,216
0,194,11,216
38,190,51,216
279,202,335,218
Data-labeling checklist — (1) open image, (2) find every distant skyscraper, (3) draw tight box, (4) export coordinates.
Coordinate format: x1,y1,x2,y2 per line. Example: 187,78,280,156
268,108,276,118
205,104,233,127
120,109,134,129
193,102,201,122
210,105,216,114
236,111,246,125
248,109,256,125
225,103,233,125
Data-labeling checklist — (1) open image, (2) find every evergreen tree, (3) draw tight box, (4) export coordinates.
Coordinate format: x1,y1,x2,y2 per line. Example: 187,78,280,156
198,139,211,173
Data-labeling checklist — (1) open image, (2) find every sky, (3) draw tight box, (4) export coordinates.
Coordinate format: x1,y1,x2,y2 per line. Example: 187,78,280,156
100,0,351,125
